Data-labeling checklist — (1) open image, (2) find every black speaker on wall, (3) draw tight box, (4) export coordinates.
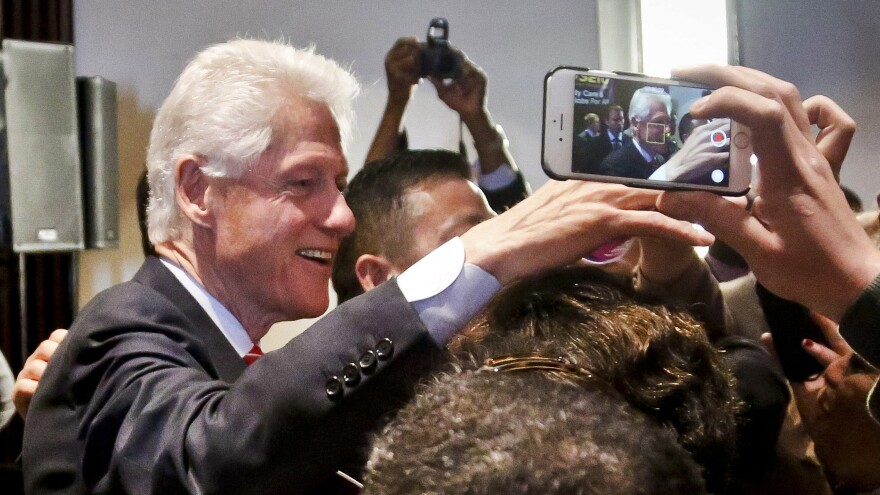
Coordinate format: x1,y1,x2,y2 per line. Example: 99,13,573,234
77,76,119,249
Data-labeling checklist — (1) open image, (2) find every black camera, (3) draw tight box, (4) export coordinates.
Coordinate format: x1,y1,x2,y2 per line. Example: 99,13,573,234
419,17,462,80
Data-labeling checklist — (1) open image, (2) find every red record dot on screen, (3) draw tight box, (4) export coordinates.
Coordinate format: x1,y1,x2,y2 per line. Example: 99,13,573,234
711,130,728,147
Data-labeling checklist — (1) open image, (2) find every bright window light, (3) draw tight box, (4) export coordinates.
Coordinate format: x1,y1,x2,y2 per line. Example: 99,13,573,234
640,0,729,77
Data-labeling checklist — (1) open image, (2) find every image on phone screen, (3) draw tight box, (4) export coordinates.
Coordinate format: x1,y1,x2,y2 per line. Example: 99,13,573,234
571,75,729,186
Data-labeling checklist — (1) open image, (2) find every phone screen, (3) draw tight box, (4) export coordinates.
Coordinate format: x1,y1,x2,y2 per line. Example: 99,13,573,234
571,73,731,187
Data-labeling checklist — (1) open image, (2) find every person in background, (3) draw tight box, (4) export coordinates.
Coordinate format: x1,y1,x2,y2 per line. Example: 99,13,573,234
577,112,602,139
841,184,863,213
573,104,630,174
332,149,494,303
599,88,673,179
365,37,528,213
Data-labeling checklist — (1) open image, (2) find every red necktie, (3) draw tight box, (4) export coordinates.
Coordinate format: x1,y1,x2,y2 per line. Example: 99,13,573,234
244,344,264,365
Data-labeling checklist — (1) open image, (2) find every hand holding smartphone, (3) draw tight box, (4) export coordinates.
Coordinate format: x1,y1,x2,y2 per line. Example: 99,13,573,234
542,67,752,195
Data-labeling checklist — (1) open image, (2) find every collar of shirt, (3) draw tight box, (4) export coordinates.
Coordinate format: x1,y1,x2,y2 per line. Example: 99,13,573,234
159,257,254,358
631,138,654,164
607,130,620,142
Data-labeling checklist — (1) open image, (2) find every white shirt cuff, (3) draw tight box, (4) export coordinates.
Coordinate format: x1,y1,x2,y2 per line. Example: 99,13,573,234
397,237,502,345
473,160,518,191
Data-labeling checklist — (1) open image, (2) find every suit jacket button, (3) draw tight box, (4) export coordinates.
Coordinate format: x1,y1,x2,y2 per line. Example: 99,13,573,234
358,350,377,371
342,363,361,386
376,338,394,360
325,376,344,399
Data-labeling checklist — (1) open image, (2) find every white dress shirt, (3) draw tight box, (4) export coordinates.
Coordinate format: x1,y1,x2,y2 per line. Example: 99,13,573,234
160,236,500,352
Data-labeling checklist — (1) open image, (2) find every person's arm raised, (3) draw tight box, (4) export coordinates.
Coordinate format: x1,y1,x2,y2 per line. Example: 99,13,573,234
364,37,421,164
657,65,879,322
431,56,516,176
461,179,713,285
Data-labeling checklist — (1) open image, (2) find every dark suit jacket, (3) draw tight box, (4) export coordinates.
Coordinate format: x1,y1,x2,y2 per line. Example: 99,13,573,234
573,132,631,175
598,140,656,180
23,256,444,494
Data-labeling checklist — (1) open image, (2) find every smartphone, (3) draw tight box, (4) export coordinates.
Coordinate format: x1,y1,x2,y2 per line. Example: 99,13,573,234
542,67,752,195
755,283,830,382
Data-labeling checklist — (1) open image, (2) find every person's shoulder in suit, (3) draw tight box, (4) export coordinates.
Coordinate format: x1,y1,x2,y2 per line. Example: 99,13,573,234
598,141,645,179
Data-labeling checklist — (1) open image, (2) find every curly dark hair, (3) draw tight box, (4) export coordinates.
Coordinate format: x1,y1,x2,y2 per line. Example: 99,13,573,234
364,371,708,495
450,265,740,493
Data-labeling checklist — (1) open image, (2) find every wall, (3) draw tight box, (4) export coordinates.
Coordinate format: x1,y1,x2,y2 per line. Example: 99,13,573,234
596,0,640,72
737,0,880,206
72,0,600,347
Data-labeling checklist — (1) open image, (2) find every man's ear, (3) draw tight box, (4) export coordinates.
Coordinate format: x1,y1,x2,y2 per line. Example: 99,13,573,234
355,254,399,292
175,156,213,228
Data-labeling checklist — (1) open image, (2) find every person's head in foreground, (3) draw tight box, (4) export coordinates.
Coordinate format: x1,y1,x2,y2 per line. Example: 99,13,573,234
451,265,739,493
364,370,708,495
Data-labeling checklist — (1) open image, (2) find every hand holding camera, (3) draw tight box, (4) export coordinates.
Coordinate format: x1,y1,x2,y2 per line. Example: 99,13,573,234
384,18,467,107
379,20,494,153
418,18,462,80
383,37,421,105
369,18,516,178
430,56,486,124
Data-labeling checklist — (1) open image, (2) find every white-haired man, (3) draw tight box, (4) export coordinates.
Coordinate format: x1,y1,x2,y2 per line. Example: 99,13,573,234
599,87,673,179
21,39,710,495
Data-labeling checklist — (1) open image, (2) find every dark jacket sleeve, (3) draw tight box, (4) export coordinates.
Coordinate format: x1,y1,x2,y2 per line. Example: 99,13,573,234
839,273,880,367
839,272,880,424
23,279,445,495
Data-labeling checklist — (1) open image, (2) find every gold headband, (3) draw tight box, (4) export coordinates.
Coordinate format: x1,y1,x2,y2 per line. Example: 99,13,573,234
476,353,622,400
478,353,594,381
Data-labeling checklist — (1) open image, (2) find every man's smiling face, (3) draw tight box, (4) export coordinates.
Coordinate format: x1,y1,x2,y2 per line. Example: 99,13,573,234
207,100,355,321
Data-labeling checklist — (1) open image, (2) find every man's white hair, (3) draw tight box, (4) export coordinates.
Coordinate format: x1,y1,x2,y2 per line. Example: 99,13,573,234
146,39,360,244
627,86,672,123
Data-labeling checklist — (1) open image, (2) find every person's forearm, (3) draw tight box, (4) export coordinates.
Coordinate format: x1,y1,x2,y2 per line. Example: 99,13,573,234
463,108,517,175
365,96,409,165
634,250,732,341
